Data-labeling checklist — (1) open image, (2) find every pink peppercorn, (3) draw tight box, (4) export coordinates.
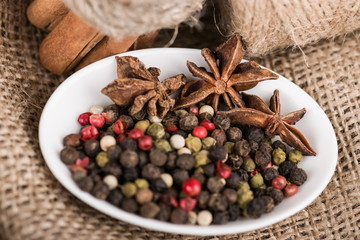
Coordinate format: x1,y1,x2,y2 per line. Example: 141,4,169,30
199,119,215,131
189,105,199,116
78,112,92,126
272,175,287,190
192,126,208,139
113,119,127,135
284,183,298,197
89,114,105,128
137,135,153,151
75,156,90,168
128,128,144,140
179,197,197,212
182,177,201,197
216,160,232,179
80,125,99,141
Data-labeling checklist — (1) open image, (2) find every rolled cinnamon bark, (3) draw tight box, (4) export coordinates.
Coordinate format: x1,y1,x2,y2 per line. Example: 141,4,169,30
39,11,104,75
75,35,138,71
27,0,69,31
131,30,160,50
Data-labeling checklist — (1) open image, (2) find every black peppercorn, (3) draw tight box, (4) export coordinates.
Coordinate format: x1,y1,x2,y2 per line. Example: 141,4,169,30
119,115,134,129
197,190,210,209
60,146,80,165
119,137,137,151
192,170,206,186
245,198,265,218
104,104,119,123
213,211,230,224
138,151,148,168
121,198,139,213
228,204,241,221
261,195,275,213
91,181,110,200
172,129,188,138
208,194,228,211
72,169,86,182
150,177,167,193
179,113,198,132
213,113,231,131
149,148,168,167
207,176,225,193
226,127,242,142
211,129,227,146
209,146,227,162
84,139,101,157
253,187,266,198
289,167,307,186
122,168,139,182
156,203,172,221
172,169,189,186
254,143,272,168
165,151,177,170
223,188,237,203
226,172,241,189
263,168,279,183
202,163,216,177
266,187,284,205
199,112,213,121
272,140,287,152
106,145,122,161
170,208,188,224
131,108,146,121
102,161,122,178
278,161,297,177
63,133,81,147
245,126,264,142
248,140,259,153
119,150,139,168
176,154,195,170
237,168,249,182
76,176,94,192
140,202,160,218
227,154,243,170
107,188,123,206
234,139,251,157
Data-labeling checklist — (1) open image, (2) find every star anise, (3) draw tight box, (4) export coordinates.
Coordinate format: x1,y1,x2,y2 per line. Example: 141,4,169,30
102,56,186,118
175,33,279,111
219,89,316,156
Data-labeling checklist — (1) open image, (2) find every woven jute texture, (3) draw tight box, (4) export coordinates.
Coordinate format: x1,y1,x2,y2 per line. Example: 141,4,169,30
1,1,360,239
216,0,360,57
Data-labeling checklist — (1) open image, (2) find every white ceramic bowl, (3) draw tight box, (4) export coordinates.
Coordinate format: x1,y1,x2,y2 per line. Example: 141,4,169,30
39,48,337,236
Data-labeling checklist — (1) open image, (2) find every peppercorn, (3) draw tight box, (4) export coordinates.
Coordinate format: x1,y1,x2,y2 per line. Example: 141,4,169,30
103,104,119,123
226,171,241,189
165,151,176,170
199,112,213,121
207,176,225,193
288,149,303,164
136,188,153,204
278,161,297,177
107,188,123,206
177,147,192,155
253,187,266,198
76,176,94,192
100,135,116,151
179,113,198,132
249,140,259,153
199,105,214,117
192,170,206,186
250,173,264,189
209,146,227,162
90,105,104,114
135,152,146,169
197,210,213,226
234,139,251,156
242,158,256,172
139,202,160,218
202,137,217,150
135,178,149,189
202,163,216,177
227,154,243,170
91,181,110,200
237,190,254,209
105,145,121,161
245,198,265,218
211,129,227,146
140,163,160,180
122,168,139,182
150,177,167,193
96,151,110,167
60,146,80,165
266,187,284,205
171,208,188,224
71,168,86,182
196,190,210,209
131,108,146,121
176,154,195,170
119,115,134,129
147,148,167,167
172,169,189,186
228,204,241,221
147,123,165,140
262,195,275,213
272,140,287,152
173,129,188,138
169,134,185,150
223,188,238,203
272,147,286,165
174,109,188,118
289,167,307,186
63,133,81,147
119,150,139,168
213,113,231,130
245,126,264,142
193,150,209,168
226,127,242,142
119,137,137,151
134,120,150,133
103,175,118,190
121,182,137,198
224,142,235,155
237,168,249,182
154,139,173,153
156,203,172,221
160,173,173,188
208,193,228,211
263,167,279,183
84,139,101,157
186,211,197,225
121,198,139,213
185,135,202,153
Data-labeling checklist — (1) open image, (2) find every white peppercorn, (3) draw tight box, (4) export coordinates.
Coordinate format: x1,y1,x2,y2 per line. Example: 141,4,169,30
197,210,213,226
100,135,116,151
103,175,118,190
160,173,173,188
169,134,186,150
199,105,214,117
90,105,104,114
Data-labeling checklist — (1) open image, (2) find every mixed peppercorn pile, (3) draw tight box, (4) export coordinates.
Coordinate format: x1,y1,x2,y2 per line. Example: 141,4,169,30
60,102,308,225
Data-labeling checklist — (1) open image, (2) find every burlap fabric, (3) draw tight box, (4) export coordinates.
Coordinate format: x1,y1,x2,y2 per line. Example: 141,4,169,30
1,1,360,239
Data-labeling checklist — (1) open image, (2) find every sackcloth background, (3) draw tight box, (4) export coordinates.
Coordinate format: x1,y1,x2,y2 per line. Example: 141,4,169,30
0,0,359,239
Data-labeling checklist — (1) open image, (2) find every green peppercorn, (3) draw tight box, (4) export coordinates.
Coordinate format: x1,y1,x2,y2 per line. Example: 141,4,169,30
185,135,202,152
237,190,254,209
134,120,150,133
174,109,188,118
250,173,264,189
155,139,173,152
237,181,251,193
202,137,217,150
121,182,137,198
147,123,165,140
242,158,256,172
224,142,235,154
288,149,303,164
194,150,209,168
272,147,286,165
96,151,110,167
135,178,149,189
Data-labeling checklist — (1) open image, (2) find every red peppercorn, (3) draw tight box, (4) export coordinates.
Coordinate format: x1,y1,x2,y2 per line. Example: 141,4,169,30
199,119,216,131
216,160,232,179
128,128,144,140
137,135,153,151
75,156,90,168
261,161,273,171
80,125,99,141
78,112,92,126
182,177,201,197
101,112,111,124
114,119,127,135
89,114,105,128
116,134,126,144
272,175,287,190
192,126,208,139
284,183,298,197
164,122,178,133
189,105,199,116
250,169,261,177
160,194,178,208
179,197,197,212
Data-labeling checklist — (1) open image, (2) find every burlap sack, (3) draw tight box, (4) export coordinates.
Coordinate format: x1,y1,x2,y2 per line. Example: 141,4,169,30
1,0,360,239
217,0,360,56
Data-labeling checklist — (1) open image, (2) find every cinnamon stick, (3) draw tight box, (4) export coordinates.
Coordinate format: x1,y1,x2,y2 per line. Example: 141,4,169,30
131,30,160,50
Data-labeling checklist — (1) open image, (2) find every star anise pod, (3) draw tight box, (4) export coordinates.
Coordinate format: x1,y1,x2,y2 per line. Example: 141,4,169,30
219,89,316,156
175,33,279,111
102,56,186,118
